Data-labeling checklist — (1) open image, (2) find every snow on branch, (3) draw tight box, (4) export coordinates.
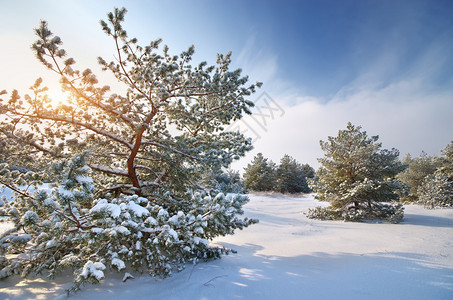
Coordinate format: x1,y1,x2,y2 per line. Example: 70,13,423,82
89,164,129,177
0,127,65,158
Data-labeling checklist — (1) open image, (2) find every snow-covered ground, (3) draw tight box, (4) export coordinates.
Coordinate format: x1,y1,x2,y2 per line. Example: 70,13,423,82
1,193,452,299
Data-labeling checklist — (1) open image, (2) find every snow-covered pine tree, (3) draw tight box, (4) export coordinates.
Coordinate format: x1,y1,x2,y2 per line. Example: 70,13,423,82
308,123,407,223
242,153,276,192
417,141,453,208
418,173,453,208
202,166,244,194
0,7,259,288
276,154,314,194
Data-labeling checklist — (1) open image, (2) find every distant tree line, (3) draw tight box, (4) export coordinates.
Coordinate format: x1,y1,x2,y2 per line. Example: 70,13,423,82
242,153,315,194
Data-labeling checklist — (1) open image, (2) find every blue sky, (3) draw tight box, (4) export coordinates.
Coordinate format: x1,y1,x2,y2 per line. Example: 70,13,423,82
1,0,452,169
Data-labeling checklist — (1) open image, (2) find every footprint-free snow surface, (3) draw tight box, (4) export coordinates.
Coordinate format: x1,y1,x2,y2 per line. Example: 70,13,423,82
1,193,453,299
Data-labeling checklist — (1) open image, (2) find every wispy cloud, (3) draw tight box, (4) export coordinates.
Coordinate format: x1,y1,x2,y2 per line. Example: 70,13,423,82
235,35,279,85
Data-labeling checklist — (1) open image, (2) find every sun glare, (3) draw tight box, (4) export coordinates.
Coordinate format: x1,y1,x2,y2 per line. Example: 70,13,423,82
47,90,72,107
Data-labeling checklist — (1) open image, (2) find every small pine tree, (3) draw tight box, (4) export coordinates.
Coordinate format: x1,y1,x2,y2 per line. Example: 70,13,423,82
276,154,313,194
308,123,407,223
242,153,276,192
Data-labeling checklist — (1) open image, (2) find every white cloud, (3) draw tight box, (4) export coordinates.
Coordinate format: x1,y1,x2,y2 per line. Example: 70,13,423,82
231,25,453,173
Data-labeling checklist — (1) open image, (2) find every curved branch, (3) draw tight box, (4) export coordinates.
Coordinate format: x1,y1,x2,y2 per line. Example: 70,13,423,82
0,180,35,200
0,128,65,158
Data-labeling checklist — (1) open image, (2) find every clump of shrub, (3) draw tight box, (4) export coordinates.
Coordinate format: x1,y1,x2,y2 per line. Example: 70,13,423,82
307,202,404,223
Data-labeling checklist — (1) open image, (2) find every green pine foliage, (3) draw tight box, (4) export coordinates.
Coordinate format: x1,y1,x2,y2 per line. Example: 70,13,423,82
417,141,453,208
398,152,439,203
0,153,256,290
202,166,244,194
418,173,453,208
0,7,259,289
242,153,276,192
437,141,453,182
242,153,314,194
276,154,314,194
308,123,407,223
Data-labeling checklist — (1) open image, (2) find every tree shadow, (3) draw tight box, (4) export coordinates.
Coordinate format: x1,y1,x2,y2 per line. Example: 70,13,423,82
0,271,74,299
9,244,451,299
403,213,453,228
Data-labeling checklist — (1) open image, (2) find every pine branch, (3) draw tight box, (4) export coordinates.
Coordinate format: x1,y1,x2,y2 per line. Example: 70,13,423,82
0,128,65,158
0,179,36,200
89,164,129,177
8,110,133,149
141,140,200,161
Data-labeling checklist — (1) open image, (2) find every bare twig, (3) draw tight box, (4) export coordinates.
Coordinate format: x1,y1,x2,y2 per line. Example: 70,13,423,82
203,275,228,287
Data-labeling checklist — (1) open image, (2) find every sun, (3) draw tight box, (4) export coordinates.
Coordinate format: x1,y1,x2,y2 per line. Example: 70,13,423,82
46,90,72,107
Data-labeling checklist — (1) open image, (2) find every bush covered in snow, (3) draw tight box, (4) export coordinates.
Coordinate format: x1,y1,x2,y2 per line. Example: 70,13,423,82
0,153,257,290
418,173,453,209
307,202,404,223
